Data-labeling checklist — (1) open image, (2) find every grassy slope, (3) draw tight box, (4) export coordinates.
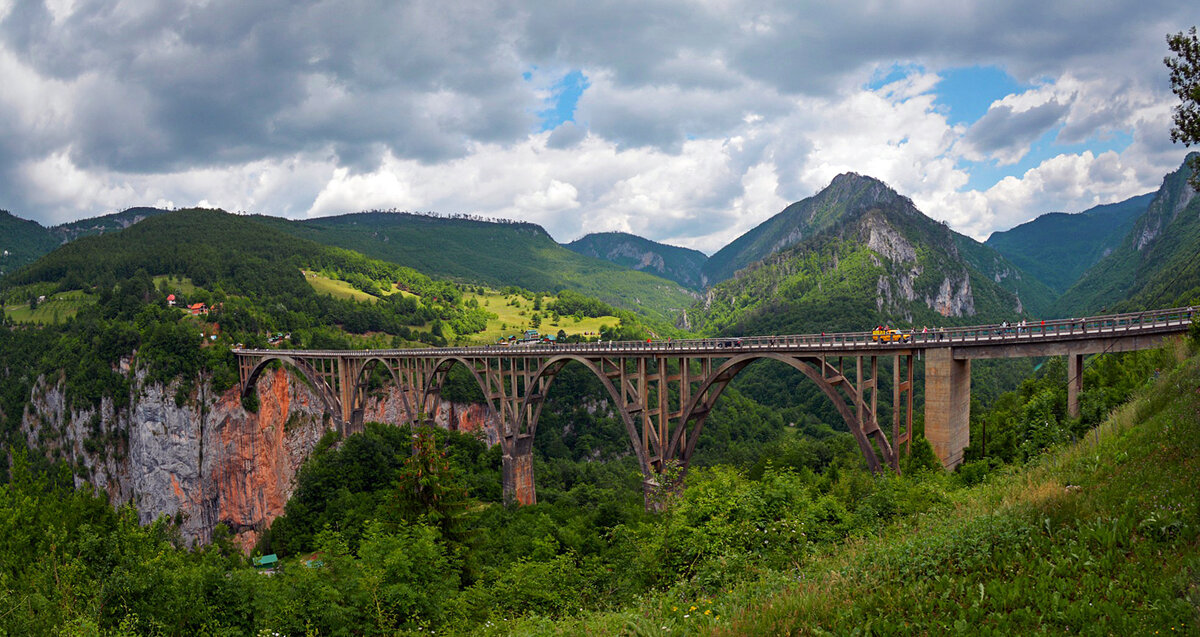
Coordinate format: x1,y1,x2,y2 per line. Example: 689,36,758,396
256,213,697,324
507,342,1200,635
715,351,1200,634
2,290,94,324
462,291,620,343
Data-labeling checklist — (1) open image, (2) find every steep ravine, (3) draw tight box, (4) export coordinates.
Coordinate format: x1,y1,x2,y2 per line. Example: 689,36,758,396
20,365,500,552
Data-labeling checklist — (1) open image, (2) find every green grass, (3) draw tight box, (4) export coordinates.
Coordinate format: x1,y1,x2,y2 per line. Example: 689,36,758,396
709,354,1200,635
462,291,620,343
303,270,381,303
3,289,94,324
152,274,200,295
496,345,1200,636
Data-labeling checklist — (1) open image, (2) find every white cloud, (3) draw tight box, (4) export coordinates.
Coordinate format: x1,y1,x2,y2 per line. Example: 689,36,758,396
0,0,1192,260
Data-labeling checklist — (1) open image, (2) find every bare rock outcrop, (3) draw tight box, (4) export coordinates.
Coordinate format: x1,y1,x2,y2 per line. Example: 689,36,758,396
22,364,499,552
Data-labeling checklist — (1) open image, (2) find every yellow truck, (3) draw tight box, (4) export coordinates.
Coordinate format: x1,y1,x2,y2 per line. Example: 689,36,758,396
872,327,911,343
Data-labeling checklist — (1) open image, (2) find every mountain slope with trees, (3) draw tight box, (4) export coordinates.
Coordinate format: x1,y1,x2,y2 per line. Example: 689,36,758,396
700,173,896,285
0,209,59,278
985,193,1153,294
254,212,697,324
683,174,1042,336
564,231,708,289
1056,154,1200,314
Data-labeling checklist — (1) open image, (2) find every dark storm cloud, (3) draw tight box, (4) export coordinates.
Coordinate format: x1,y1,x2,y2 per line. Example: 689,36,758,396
0,0,1193,228
964,100,1069,158
0,0,534,174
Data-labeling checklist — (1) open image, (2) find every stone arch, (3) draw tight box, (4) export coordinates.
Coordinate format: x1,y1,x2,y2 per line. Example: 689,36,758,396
420,357,496,425
670,353,895,474
242,355,341,424
517,355,652,476
349,357,417,426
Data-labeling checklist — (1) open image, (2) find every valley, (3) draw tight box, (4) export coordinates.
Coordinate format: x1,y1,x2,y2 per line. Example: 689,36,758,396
0,155,1197,635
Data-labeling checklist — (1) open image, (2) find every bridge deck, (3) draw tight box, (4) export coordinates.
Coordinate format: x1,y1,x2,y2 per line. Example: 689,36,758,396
233,307,1194,360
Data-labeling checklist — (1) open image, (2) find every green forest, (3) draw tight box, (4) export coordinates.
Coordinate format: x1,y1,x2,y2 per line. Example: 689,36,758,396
0,334,1196,634
0,192,1197,634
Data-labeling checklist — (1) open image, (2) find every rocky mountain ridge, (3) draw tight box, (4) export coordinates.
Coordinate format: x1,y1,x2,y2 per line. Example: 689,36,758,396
682,174,1038,335
1055,153,1200,314
564,231,708,289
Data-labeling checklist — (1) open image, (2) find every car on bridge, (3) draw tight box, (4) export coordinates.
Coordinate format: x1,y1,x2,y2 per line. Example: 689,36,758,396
872,327,911,343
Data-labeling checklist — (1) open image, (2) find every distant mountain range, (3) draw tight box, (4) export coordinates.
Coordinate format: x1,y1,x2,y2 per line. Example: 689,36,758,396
679,173,1050,335
0,207,167,277
984,194,1153,294
1053,153,1200,314
3,155,1198,333
563,231,708,289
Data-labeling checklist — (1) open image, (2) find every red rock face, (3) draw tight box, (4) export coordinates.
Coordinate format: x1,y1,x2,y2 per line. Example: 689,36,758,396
203,367,327,551
204,370,499,551
23,365,502,553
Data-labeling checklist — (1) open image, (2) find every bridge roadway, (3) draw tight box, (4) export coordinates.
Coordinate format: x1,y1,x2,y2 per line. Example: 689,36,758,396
234,306,1194,507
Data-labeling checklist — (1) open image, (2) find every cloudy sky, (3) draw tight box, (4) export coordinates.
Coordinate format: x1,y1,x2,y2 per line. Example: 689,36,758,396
0,0,1194,252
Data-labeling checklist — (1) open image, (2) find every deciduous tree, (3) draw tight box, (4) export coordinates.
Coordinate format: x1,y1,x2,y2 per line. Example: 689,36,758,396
1166,26,1200,187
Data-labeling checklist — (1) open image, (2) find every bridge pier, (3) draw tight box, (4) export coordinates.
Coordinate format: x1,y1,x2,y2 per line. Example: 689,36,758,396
502,435,536,505
924,347,970,469
1067,352,1083,419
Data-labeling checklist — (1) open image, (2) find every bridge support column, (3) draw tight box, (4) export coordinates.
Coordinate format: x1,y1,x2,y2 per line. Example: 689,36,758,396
925,348,970,470
502,435,536,506
1067,352,1083,419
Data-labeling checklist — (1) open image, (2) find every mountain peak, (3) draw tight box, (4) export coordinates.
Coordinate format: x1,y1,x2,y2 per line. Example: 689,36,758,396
701,172,909,284
564,232,708,289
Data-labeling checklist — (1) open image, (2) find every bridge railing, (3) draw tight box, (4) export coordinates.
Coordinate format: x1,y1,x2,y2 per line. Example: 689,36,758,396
231,306,1196,358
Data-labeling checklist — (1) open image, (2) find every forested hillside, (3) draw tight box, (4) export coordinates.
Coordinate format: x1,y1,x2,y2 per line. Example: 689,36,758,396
684,174,1036,336
564,231,708,289
1057,154,1200,314
701,172,892,285
0,322,1193,634
985,193,1153,294
0,210,59,277
254,212,698,324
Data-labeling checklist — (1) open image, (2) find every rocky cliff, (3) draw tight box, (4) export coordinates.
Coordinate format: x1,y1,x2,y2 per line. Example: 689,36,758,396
21,364,500,552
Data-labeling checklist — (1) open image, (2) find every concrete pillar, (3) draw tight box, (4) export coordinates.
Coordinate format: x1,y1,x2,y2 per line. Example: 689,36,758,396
924,347,970,469
1067,352,1084,419
502,435,536,505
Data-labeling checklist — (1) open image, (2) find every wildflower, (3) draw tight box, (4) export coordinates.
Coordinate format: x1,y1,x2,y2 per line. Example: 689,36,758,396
705,609,712,615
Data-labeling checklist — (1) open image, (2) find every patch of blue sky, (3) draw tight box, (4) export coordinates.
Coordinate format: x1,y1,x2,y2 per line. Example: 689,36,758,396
960,127,1135,193
535,70,589,131
865,62,921,91
934,65,1027,125
867,64,1028,126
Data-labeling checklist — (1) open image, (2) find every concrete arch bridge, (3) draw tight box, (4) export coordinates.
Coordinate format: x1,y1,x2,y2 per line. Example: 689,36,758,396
234,306,1194,506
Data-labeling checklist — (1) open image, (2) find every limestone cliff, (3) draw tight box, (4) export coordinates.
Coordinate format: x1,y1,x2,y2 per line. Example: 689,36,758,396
21,364,499,551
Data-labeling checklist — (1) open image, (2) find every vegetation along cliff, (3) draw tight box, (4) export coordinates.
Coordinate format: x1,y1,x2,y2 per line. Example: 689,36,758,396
683,173,1048,335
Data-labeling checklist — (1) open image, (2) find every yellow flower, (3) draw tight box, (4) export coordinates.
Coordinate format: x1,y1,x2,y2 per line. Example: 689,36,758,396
671,607,677,612
704,609,712,616
690,606,697,611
